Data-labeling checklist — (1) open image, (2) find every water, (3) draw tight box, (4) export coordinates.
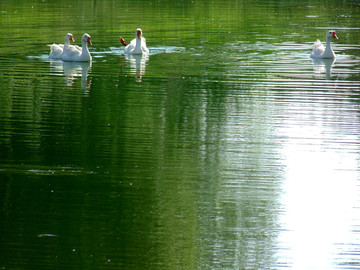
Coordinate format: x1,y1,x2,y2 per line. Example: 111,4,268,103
1,0,360,269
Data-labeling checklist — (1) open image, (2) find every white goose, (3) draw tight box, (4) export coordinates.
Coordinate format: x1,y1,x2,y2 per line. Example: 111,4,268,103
120,28,149,55
310,30,338,59
49,33,75,59
62,33,92,62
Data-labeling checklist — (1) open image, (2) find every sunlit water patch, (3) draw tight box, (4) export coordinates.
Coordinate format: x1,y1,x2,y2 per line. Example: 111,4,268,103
206,37,360,269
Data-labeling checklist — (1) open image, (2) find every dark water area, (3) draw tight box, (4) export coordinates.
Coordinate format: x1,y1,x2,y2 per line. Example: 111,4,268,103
1,0,360,269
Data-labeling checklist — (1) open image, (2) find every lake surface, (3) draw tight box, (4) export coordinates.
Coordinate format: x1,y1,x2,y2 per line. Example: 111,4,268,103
1,0,360,269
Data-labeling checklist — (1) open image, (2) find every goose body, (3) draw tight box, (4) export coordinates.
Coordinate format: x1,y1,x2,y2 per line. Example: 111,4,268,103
120,28,149,55
311,30,338,59
49,33,75,59
62,33,92,62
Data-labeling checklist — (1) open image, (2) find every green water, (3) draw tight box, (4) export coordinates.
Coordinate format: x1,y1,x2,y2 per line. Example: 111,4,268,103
1,0,360,269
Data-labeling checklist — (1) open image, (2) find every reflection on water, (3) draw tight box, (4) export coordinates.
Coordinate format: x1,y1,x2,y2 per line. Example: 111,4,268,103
275,92,360,268
49,60,92,90
311,57,335,79
279,141,360,269
124,53,149,82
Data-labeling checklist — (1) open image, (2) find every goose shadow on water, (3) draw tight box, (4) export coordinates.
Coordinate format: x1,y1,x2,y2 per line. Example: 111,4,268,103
123,53,149,82
311,57,335,80
49,60,92,90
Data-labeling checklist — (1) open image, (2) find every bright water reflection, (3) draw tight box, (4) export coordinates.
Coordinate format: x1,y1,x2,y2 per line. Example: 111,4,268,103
279,139,360,269
276,99,360,268
215,34,360,268
0,0,360,269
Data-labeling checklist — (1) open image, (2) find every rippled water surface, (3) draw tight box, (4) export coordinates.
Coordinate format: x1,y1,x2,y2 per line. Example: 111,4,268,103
1,0,360,269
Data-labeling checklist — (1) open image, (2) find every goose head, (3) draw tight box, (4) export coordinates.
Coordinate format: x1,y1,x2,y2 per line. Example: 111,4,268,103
327,30,338,41
136,28,142,39
65,33,75,44
82,33,93,46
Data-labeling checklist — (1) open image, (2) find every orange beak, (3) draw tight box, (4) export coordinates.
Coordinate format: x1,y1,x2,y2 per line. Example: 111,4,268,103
137,30,141,39
332,31,338,40
87,37,92,46
70,35,75,42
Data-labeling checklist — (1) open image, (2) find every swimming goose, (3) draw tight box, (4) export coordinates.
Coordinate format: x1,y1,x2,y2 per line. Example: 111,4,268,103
120,28,149,55
49,33,75,59
310,30,338,59
62,33,92,62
